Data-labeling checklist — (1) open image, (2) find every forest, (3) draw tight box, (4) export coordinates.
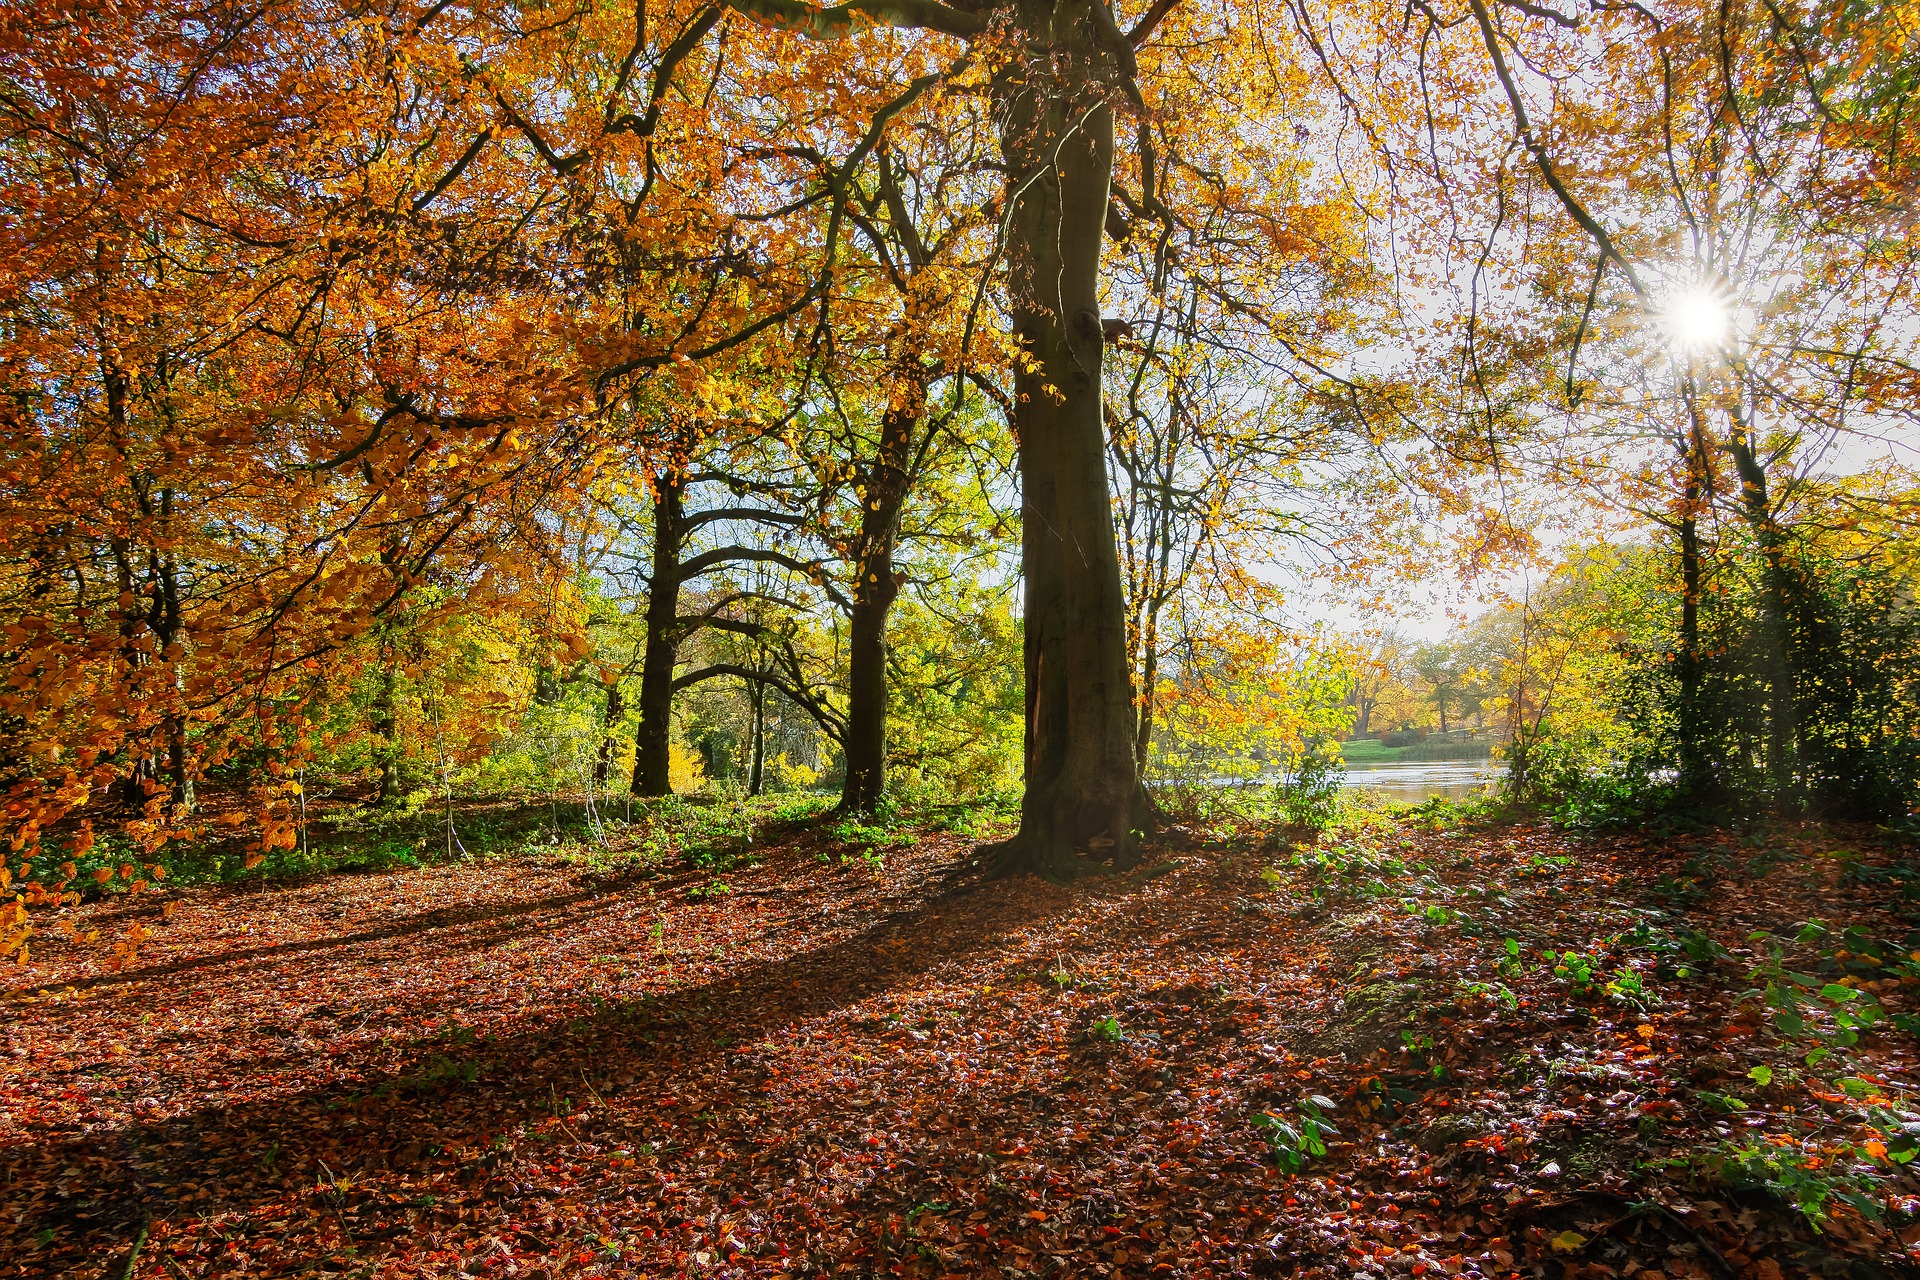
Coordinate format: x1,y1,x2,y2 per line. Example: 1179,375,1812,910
1,0,1917,1276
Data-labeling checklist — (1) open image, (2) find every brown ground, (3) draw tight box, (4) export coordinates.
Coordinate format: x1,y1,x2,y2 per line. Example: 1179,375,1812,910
3,810,1917,1279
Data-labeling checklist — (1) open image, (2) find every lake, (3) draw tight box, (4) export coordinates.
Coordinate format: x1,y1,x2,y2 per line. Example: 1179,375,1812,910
1340,759,1509,803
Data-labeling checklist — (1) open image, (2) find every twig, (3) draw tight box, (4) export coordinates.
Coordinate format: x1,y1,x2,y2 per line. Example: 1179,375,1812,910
122,1210,151,1280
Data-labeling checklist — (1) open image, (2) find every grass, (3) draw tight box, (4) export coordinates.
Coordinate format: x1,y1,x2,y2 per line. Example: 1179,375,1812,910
1340,736,1497,765
1339,738,1404,765
24,788,850,895
36,785,1019,901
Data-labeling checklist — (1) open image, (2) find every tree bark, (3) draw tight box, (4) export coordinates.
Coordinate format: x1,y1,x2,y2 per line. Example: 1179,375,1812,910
990,7,1150,880
150,515,194,814
594,678,625,788
748,669,767,797
371,663,400,804
632,470,685,797
840,369,921,813
1674,405,1711,802
1725,411,1801,803
1133,600,1160,770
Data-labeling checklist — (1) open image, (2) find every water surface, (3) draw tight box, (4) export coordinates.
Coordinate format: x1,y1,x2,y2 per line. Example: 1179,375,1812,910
1340,760,1509,803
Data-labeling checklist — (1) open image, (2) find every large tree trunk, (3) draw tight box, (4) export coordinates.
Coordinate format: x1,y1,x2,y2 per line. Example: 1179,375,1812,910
840,369,921,813
991,10,1150,880
632,471,685,797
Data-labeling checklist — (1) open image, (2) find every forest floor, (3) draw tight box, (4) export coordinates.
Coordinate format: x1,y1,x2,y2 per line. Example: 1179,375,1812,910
3,800,1919,1280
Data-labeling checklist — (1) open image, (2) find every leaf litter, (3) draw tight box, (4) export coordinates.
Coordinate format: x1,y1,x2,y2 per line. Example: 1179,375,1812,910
2,811,1917,1278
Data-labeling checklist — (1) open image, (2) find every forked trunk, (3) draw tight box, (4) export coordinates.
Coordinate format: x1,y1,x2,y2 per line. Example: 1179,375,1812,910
632,472,685,797
990,11,1150,880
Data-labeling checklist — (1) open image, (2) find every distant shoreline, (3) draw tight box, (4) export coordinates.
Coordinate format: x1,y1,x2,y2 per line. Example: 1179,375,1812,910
1339,736,1497,765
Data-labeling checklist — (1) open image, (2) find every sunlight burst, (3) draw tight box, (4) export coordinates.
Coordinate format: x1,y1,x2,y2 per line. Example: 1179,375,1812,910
1663,285,1732,353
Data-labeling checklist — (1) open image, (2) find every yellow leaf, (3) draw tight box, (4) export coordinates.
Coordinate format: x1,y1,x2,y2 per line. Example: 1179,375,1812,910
1549,1231,1587,1253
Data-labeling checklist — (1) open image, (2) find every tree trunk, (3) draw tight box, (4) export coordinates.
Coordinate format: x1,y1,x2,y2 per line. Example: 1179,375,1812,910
991,11,1150,880
1725,414,1800,804
371,664,399,804
166,684,192,813
1133,601,1160,770
632,471,685,797
748,670,767,797
1674,409,1710,802
152,529,194,814
840,370,921,813
594,678,625,788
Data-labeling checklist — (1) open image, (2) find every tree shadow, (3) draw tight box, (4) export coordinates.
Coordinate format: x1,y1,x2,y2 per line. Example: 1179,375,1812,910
1,854,1061,1274
12,862,712,997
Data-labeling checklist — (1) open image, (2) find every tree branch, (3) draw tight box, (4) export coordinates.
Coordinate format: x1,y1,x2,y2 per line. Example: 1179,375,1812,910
719,0,985,39
1466,0,1647,299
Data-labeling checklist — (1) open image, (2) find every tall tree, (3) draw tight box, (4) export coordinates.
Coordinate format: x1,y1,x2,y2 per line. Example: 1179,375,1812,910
714,0,1192,874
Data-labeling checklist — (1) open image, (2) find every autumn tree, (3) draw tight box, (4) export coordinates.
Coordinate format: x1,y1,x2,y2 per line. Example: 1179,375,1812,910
1288,0,1920,811
0,0,867,958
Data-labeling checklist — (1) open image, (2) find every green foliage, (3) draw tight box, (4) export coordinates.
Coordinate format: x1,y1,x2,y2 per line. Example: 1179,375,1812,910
1706,534,1920,820
1701,1141,1889,1226
1548,949,1598,992
1623,920,1730,980
1254,1096,1341,1174
1456,977,1518,1009
1274,737,1346,834
1604,967,1657,1011
880,587,1025,803
1500,523,1920,824
1744,923,1893,1049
